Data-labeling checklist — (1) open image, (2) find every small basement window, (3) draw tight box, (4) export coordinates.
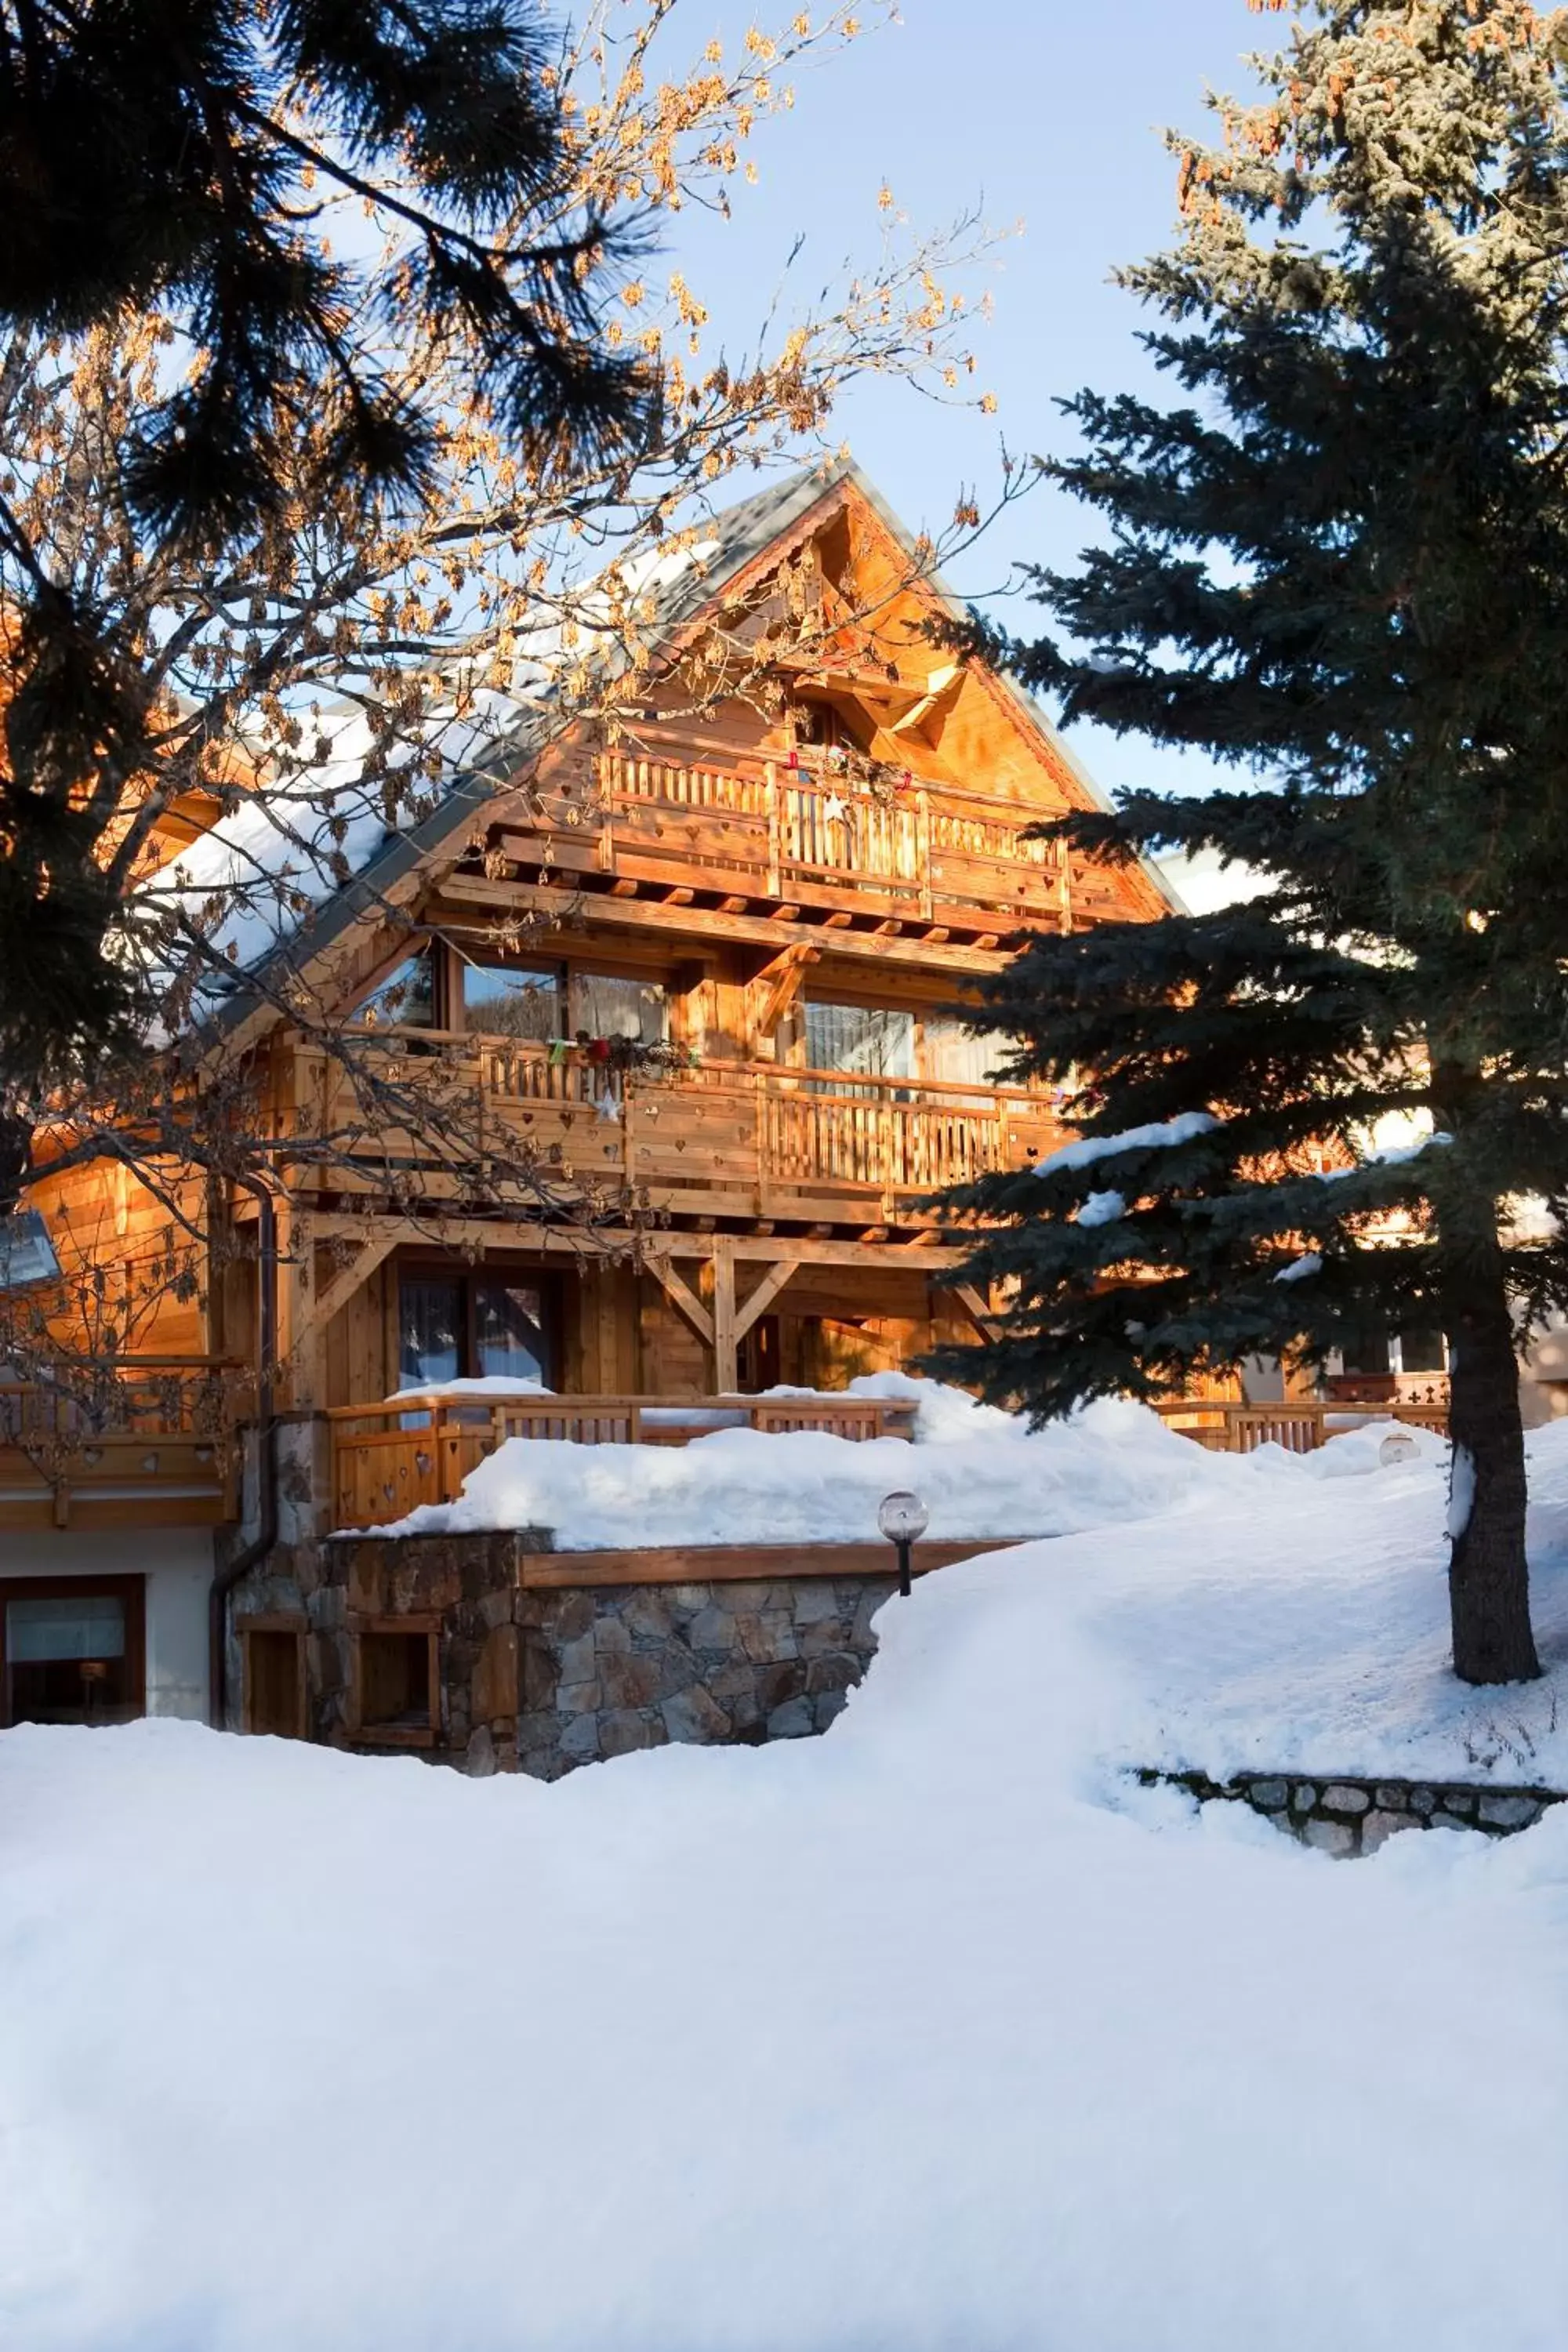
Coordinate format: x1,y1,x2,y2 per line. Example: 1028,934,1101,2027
353,1626,438,1745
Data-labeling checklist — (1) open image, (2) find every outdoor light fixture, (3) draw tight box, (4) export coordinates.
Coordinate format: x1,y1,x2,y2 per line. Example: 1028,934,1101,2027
877,1488,929,1598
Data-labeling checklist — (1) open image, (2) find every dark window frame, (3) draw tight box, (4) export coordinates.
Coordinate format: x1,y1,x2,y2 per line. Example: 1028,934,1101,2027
0,1573,147,1730
396,1258,562,1388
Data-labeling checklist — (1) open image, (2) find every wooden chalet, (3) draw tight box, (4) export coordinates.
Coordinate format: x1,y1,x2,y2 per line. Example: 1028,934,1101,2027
2,457,1174,1741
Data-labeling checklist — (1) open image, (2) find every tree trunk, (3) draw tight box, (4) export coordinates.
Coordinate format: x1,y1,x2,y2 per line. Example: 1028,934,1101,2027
1440,1224,1541,1686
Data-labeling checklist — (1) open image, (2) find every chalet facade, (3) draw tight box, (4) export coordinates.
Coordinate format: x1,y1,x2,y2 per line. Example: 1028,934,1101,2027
0,459,1172,1745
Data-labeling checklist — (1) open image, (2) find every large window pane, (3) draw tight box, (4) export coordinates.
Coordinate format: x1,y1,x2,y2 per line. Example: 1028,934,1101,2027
7,1593,125,1662
921,1018,1001,1091
571,973,667,1045
474,1282,552,1385
804,1003,914,1083
399,1278,463,1389
1341,1323,1392,1377
358,948,434,1029
463,961,561,1040
1399,1325,1447,1375
5,1591,134,1726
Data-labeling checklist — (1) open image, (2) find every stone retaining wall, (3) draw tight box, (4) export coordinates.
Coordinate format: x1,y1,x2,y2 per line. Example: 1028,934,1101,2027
233,1529,894,1776
1142,1768,1565,1855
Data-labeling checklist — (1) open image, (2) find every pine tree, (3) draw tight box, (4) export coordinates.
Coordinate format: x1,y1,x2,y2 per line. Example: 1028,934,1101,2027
935,0,1568,1685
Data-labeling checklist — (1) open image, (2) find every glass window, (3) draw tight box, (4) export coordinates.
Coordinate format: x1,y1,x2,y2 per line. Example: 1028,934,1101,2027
1398,1325,1447,1375
358,948,434,1029
474,1282,552,1384
1341,1323,1392,1377
571,973,668,1046
399,1277,463,1390
463,961,561,1040
397,1274,554,1392
7,1593,125,1662
921,1018,1001,1091
5,1592,133,1726
804,1002,914,1082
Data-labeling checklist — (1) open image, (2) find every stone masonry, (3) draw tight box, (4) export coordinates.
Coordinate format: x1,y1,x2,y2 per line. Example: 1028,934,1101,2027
1140,1766,1565,1855
234,1524,895,1776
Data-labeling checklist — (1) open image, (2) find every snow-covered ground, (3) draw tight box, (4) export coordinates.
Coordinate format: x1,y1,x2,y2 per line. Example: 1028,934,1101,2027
4,1414,1567,2350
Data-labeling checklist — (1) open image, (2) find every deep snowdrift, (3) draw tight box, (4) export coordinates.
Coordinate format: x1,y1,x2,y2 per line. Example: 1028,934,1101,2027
362,1372,1425,1550
3,1416,1567,2352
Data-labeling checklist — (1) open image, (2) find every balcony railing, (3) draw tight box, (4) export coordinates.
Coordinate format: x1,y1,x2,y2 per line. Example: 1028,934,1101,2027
317,1041,1066,1224
520,750,1075,930
1154,1401,1449,1455
0,1358,244,1530
328,1389,919,1532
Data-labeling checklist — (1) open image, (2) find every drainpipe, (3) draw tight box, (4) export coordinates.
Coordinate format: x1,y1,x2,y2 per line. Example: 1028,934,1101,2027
209,1174,279,1730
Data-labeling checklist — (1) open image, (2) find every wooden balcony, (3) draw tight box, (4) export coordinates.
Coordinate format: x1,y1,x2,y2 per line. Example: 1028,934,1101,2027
328,1390,919,1532
508,750,1076,934
0,1359,242,1530
310,1042,1065,1228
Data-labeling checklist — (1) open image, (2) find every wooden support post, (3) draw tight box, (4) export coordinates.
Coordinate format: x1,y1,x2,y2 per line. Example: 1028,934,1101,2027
915,787,935,922
711,1239,738,1396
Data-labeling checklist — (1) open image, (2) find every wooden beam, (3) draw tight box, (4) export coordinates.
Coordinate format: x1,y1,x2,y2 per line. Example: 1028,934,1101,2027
307,1210,978,1276
938,1281,1003,1345
886,662,963,737
647,1256,714,1348
518,1537,1011,1590
663,886,695,906
753,941,820,1039
733,1256,799,1341
300,1230,400,1338
434,875,1018,975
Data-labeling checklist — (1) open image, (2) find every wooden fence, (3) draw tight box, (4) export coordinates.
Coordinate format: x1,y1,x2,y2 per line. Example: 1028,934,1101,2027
1154,1400,1449,1455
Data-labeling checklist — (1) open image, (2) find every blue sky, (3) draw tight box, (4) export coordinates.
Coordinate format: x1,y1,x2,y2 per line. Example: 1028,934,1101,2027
659,0,1278,810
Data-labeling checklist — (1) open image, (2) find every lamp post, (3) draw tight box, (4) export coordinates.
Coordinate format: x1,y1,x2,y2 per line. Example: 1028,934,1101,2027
878,1489,929,1598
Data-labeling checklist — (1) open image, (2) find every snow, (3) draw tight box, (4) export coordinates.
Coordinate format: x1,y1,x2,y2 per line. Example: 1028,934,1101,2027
1448,1443,1475,1541
4,1420,1568,2350
1274,1250,1323,1282
1035,1110,1218,1177
1077,1187,1126,1225
355,1376,1236,1547
384,1374,555,1405
1317,1131,1454,1181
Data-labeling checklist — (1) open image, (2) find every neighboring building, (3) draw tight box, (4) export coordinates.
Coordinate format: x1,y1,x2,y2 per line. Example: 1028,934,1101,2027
0,457,1172,1744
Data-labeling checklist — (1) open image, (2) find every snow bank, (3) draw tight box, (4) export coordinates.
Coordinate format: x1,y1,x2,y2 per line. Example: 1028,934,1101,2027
361,1377,1247,1546
3,1423,1566,2351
